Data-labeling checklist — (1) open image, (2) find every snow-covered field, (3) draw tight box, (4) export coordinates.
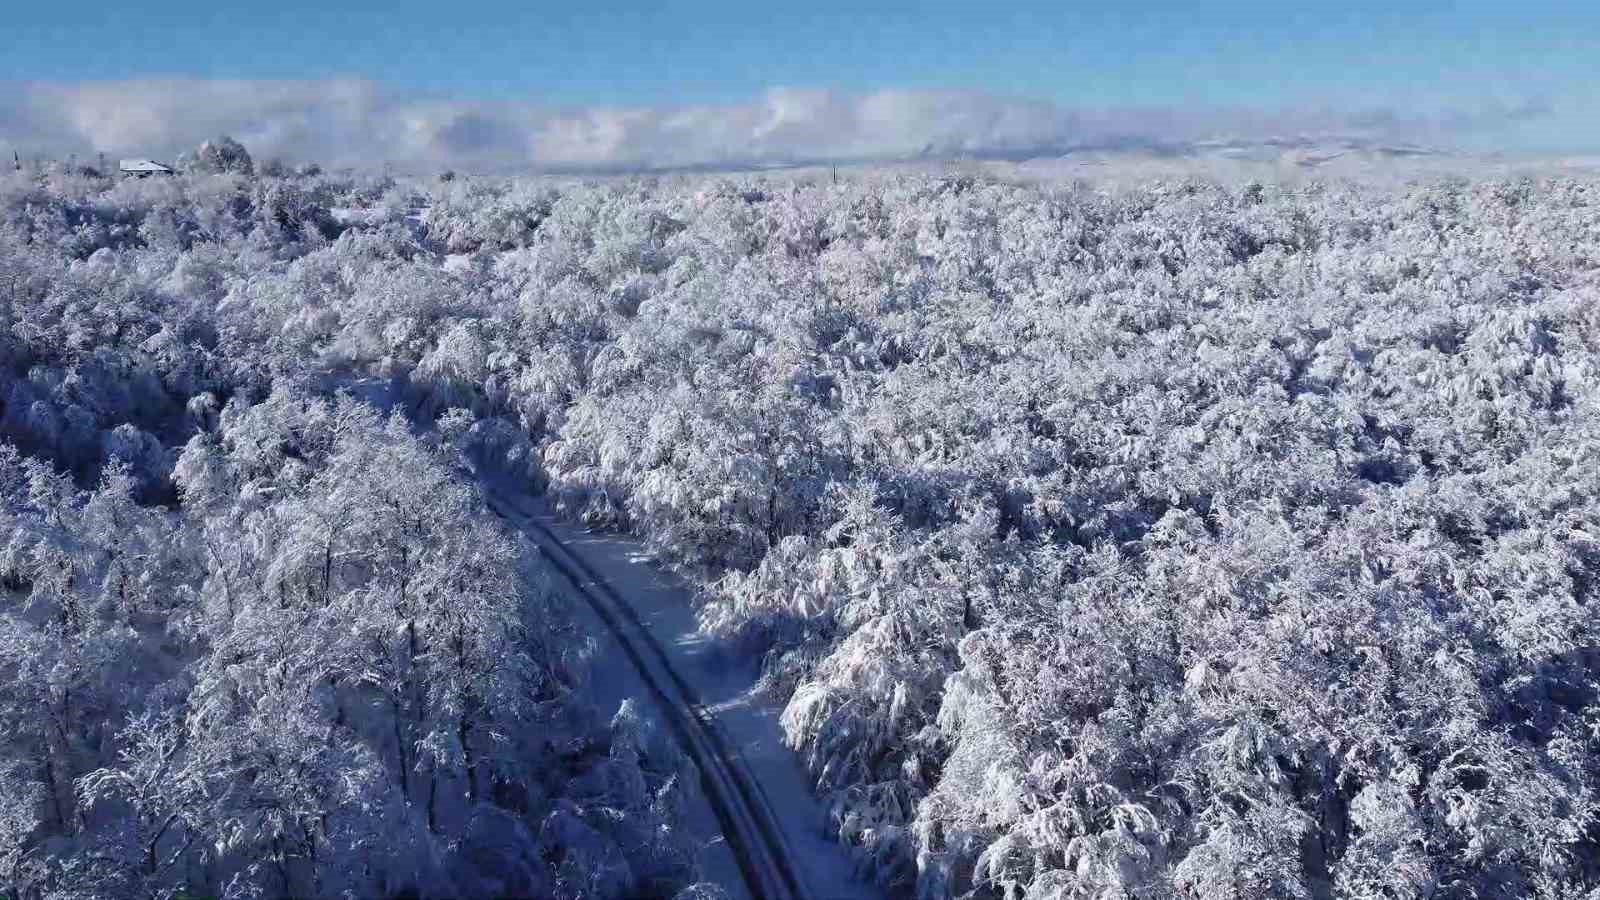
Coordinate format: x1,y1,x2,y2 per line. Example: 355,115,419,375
4,156,1600,898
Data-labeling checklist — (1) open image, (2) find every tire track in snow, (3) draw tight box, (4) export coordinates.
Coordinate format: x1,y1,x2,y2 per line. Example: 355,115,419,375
483,491,810,900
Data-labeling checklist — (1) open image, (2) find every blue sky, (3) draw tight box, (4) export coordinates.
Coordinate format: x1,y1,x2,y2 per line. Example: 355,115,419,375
2,1,1597,167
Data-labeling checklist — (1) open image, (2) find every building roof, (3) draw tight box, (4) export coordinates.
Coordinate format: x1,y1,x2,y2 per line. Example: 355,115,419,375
119,159,173,173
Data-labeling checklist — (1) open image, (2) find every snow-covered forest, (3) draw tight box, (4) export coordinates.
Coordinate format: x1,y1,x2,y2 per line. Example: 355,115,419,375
4,146,1600,898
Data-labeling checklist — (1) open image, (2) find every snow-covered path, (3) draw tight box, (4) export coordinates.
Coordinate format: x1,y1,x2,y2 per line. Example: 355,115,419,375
483,484,880,900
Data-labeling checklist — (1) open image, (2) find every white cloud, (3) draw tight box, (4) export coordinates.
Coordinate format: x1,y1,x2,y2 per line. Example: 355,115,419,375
0,79,1578,172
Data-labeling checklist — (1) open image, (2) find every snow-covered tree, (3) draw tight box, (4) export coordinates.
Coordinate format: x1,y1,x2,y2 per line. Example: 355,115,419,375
186,135,254,176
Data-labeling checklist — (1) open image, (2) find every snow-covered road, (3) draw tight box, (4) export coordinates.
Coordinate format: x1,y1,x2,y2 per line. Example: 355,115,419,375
482,484,880,900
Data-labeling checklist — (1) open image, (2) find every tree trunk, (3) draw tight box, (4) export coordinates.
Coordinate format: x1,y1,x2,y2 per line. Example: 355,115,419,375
392,692,410,801
426,761,440,835
459,712,478,805
321,533,335,607
42,748,68,833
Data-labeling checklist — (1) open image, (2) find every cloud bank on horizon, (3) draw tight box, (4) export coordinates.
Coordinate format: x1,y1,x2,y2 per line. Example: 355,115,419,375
0,79,1581,173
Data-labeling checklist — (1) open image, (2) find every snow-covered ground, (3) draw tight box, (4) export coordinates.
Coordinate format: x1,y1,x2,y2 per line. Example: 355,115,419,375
489,486,881,900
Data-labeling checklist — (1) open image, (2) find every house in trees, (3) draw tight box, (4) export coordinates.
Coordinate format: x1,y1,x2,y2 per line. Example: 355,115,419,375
119,158,174,177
